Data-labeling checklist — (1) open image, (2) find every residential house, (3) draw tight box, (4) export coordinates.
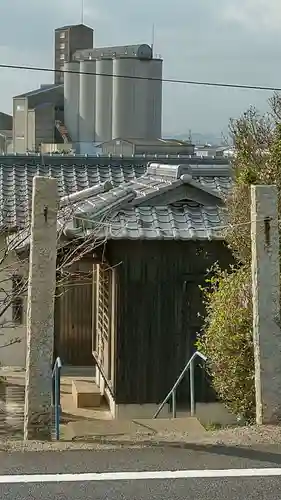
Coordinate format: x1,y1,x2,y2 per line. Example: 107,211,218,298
56,161,234,418
0,157,147,367
0,155,233,418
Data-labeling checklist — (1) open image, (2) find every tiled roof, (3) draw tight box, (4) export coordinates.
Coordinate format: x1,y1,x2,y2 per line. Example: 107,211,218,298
71,203,224,241
0,163,147,229
0,159,232,239
70,176,174,215
64,175,226,241
194,176,232,197
65,173,223,222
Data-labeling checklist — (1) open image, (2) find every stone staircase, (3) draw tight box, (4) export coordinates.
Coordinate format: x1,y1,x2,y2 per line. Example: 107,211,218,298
0,367,236,442
0,370,25,439
72,378,102,409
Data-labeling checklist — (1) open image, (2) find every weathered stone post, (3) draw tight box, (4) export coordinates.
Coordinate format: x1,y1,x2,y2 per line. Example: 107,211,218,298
24,176,58,440
251,184,281,424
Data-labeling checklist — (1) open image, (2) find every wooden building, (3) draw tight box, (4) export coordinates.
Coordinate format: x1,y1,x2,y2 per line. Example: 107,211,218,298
58,162,233,418
3,158,233,416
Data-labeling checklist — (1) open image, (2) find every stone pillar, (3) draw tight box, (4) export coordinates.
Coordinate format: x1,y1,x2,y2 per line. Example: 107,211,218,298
251,185,281,424
24,176,58,440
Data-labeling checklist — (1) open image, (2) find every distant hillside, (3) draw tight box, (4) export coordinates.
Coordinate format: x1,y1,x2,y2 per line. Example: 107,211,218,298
164,132,231,146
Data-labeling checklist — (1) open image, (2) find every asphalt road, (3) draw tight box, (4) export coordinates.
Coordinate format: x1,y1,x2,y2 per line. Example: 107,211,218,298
2,443,281,499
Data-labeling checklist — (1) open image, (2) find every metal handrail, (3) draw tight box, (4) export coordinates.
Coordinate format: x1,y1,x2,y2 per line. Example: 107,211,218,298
153,351,207,419
92,350,114,398
52,357,62,440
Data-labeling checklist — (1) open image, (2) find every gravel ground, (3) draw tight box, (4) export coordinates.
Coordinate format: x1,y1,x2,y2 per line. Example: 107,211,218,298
0,425,281,452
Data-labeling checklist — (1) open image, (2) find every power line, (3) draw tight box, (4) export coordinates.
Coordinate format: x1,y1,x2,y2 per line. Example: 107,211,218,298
0,62,281,92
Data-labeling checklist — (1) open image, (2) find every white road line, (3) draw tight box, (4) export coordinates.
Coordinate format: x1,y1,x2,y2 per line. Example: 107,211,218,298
2,468,281,484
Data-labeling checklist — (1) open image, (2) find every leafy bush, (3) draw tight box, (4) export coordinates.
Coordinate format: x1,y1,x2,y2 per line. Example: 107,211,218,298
197,265,255,421
197,98,281,421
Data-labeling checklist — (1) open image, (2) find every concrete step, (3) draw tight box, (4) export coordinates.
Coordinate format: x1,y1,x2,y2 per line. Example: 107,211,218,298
71,378,101,409
61,416,206,442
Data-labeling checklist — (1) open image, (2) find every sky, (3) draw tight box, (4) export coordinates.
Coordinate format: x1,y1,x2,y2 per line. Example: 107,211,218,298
1,0,281,137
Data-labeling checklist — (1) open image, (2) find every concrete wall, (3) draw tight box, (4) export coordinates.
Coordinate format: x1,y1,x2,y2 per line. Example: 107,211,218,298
101,140,134,156
27,110,35,151
64,61,80,142
40,143,74,154
95,59,113,142
13,87,63,153
0,112,12,131
0,131,13,154
34,104,55,149
79,60,96,143
112,58,162,140
147,60,162,138
13,97,28,153
55,25,94,84
0,234,28,367
112,58,146,139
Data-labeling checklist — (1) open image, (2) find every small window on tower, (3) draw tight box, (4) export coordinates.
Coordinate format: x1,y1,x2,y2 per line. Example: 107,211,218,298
60,32,65,39
60,54,65,60
60,43,65,49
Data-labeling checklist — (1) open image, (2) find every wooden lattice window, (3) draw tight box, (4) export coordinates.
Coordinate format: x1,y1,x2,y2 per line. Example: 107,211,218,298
97,264,112,342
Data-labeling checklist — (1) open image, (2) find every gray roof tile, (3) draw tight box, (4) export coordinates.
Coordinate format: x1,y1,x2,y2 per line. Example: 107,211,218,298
194,176,232,197
0,160,232,241
76,203,224,241
0,163,147,229
64,174,225,241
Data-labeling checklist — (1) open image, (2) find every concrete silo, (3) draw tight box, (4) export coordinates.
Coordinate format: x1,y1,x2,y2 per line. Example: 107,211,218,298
79,60,96,143
95,59,113,142
63,61,80,142
146,59,163,139
112,58,144,139
112,57,162,139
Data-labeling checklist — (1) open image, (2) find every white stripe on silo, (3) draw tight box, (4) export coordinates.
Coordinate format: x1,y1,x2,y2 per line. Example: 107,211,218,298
79,60,96,143
95,59,113,142
64,61,80,142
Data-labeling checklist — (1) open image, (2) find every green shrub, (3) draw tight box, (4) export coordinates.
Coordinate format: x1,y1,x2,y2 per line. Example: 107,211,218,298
197,265,255,421
196,100,281,421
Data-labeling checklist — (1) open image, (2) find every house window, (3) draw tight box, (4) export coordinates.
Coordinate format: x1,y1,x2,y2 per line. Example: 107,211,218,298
97,264,111,342
12,275,24,324
95,263,114,382
59,32,65,39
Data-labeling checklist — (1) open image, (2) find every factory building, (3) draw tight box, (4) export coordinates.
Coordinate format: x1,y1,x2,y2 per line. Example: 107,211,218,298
54,24,94,84
12,85,65,153
99,138,194,156
12,25,163,153
64,43,163,144
0,112,13,153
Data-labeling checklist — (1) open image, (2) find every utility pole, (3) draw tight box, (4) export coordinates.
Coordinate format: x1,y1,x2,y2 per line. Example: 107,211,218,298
24,176,58,440
251,184,281,424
